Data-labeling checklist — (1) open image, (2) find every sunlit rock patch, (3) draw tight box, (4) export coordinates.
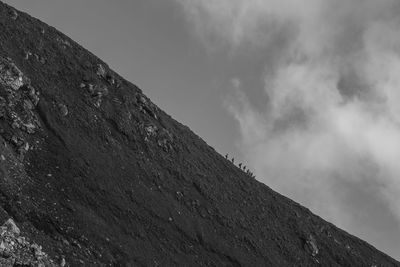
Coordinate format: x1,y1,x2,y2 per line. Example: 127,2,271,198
0,218,58,266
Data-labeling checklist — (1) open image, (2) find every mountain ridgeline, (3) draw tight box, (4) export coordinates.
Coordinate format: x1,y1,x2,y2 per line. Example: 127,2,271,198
0,2,398,266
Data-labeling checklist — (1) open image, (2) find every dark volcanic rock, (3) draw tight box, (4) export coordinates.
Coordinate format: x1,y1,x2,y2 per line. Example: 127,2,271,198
0,1,398,266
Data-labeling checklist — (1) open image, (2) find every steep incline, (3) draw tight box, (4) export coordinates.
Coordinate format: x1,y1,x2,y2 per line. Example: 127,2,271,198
0,2,398,266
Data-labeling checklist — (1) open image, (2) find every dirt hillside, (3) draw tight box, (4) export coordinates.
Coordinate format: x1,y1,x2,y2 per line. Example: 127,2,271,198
0,2,398,266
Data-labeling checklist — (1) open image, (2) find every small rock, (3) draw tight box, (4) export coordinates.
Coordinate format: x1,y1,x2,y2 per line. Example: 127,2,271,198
39,56,46,64
176,191,183,200
3,218,20,236
306,234,319,256
94,84,108,96
93,96,102,108
137,95,147,105
31,243,44,258
105,73,115,85
0,57,25,90
11,135,19,145
27,86,40,106
60,257,66,267
11,120,21,129
58,103,68,116
11,10,18,20
25,51,32,60
18,142,30,155
62,239,70,246
87,84,95,94
96,64,106,78
56,37,71,48
145,125,157,137
23,122,37,134
23,99,34,110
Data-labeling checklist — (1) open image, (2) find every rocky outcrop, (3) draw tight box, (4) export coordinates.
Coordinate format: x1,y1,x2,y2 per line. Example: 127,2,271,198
0,218,58,266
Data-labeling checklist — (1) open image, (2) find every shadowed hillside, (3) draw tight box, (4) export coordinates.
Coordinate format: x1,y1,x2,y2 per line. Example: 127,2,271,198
0,2,398,266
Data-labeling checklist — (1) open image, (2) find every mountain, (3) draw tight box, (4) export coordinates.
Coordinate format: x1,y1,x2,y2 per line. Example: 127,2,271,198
0,2,398,266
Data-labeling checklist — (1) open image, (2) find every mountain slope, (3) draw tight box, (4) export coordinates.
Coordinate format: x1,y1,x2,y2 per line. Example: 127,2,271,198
0,2,398,266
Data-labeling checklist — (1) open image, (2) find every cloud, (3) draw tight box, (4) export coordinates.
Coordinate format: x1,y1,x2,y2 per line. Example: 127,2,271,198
176,0,400,257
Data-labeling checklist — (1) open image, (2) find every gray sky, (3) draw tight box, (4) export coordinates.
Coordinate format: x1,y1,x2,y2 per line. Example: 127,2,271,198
5,0,400,260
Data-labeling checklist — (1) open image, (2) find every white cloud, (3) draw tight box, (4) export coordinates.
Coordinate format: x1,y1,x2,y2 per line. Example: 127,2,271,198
176,0,400,257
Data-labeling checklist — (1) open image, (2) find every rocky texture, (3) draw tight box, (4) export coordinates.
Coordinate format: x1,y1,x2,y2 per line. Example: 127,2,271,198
0,218,57,266
0,1,398,266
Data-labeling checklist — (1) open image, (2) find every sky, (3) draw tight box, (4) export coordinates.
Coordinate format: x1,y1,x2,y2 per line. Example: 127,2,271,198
4,0,400,260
